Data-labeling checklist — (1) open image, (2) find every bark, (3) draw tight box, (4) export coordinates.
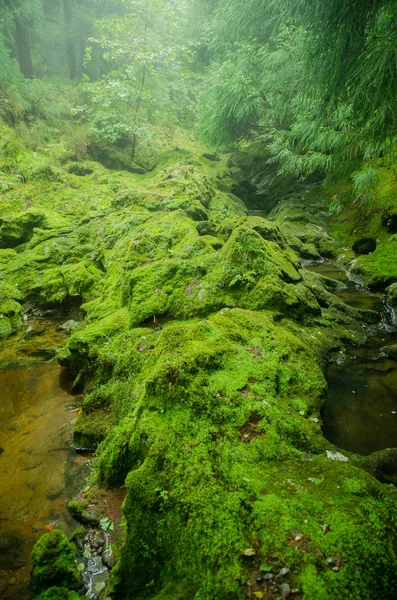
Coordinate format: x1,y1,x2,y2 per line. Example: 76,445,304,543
63,0,77,80
15,19,33,78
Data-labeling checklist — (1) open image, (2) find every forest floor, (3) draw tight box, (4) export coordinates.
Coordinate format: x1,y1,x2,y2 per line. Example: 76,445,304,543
1,125,397,600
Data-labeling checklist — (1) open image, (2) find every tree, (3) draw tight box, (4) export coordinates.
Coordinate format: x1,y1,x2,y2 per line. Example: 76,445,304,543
82,0,195,158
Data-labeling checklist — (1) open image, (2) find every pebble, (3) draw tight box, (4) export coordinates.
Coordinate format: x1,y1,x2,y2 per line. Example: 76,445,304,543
280,583,291,598
279,567,290,577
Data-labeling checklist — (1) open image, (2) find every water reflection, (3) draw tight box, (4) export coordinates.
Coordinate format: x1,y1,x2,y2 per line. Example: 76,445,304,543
0,363,86,600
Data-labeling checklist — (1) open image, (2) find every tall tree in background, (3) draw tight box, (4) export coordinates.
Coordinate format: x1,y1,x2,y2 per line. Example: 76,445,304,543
1,0,41,78
82,0,195,158
62,0,77,80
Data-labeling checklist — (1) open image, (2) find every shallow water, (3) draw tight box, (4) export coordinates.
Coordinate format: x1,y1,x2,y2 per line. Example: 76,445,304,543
0,323,87,599
308,262,397,455
322,343,397,455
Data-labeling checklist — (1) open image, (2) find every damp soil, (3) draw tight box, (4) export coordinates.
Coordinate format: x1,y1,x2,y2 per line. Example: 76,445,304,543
0,319,89,600
308,261,397,456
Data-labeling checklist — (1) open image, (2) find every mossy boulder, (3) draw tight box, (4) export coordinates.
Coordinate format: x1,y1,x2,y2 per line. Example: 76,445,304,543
0,315,12,339
386,283,397,307
0,209,65,248
241,276,321,321
36,587,81,600
67,162,94,176
31,530,81,593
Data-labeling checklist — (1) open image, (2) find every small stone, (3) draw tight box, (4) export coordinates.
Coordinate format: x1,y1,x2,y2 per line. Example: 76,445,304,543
326,450,348,462
280,583,291,598
241,548,256,557
279,567,290,577
322,524,330,535
291,589,301,596
102,548,115,570
264,573,274,581
59,319,79,333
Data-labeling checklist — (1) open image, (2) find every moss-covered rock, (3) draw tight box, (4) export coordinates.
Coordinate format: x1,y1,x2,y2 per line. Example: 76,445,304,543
0,209,66,248
36,587,81,600
31,530,81,593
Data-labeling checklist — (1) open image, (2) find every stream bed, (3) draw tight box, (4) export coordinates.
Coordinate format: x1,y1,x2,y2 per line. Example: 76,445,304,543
0,319,88,600
307,262,397,455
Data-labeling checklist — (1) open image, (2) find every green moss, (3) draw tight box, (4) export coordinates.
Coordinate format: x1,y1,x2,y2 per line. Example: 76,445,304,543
31,530,81,593
36,587,81,600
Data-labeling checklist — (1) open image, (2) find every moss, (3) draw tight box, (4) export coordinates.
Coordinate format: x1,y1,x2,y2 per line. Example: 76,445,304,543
3,130,397,600
0,209,66,248
351,237,397,288
0,315,12,338
241,276,321,321
31,530,81,593
67,162,94,176
73,410,113,448
36,587,81,600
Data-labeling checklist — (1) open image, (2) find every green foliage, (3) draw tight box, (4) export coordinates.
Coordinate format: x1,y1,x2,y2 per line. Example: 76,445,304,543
80,0,197,154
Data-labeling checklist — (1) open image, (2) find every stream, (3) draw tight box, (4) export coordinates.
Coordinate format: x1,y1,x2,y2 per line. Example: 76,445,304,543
306,262,397,455
0,318,88,600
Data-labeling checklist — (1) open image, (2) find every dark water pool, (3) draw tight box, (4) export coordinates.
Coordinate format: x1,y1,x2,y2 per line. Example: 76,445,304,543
307,262,397,455
322,330,397,455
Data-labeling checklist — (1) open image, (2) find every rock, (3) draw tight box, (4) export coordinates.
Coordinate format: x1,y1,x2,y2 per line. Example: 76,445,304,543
325,556,340,568
301,242,322,260
280,583,291,598
279,567,290,577
31,530,81,592
386,283,397,307
0,315,12,339
326,450,348,462
102,548,115,569
59,319,80,333
352,237,377,255
25,320,46,336
380,344,397,359
382,208,397,233
196,221,217,237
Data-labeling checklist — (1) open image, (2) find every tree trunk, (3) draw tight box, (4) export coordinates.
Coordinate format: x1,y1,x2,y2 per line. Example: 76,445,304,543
15,19,33,78
63,0,77,80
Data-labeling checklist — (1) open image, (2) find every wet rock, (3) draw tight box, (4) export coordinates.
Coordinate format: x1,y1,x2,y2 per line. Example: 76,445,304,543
25,320,46,336
363,448,397,486
380,344,397,359
59,319,80,333
386,283,397,307
300,242,322,260
102,548,115,570
352,237,377,255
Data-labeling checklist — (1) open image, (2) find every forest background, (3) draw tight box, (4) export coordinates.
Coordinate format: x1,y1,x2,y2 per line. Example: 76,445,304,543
1,0,397,204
